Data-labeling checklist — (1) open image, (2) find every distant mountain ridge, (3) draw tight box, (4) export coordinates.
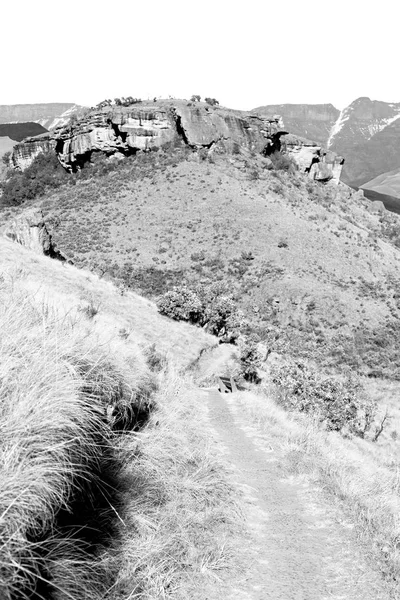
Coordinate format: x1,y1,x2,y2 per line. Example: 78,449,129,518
252,103,339,147
253,97,400,194
0,123,47,142
0,103,83,130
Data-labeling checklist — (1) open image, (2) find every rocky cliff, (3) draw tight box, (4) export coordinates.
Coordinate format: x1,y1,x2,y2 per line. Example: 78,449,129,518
10,132,53,170
10,100,343,182
0,103,82,130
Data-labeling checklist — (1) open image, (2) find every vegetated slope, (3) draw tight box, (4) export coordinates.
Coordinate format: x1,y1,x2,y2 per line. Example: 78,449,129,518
13,147,400,379
0,235,214,366
0,237,237,600
0,122,48,141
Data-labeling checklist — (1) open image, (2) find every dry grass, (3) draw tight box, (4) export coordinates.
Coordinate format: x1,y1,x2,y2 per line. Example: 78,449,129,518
0,251,236,599
0,237,215,369
108,371,239,600
0,272,155,600
233,385,400,589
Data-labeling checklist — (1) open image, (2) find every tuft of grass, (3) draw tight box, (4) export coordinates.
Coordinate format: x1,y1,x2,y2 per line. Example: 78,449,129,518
0,276,153,600
0,258,237,599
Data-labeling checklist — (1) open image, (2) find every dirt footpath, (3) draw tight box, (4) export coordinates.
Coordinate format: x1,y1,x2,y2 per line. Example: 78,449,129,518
204,388,394,600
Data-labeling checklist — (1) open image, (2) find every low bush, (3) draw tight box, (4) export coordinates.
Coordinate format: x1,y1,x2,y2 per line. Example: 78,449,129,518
238,336,262,383
0,281,154,599
157,282,245,342
271,360,380,438
269,151,297,172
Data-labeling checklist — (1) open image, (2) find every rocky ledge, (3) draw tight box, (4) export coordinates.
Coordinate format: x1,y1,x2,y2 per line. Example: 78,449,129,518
10,99,344,182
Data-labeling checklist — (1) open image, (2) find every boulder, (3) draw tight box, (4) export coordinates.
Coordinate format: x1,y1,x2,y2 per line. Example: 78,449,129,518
369,200,386,214
3,209,51,254
281,134,344,183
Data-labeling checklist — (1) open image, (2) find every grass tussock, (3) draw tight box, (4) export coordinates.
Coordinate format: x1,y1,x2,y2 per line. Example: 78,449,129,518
109,372,239,600
0,275,154,600
234,387,400,587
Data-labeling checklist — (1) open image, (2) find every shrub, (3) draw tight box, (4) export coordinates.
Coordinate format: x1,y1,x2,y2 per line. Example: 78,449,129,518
269,151,297,172
204,97,219,106
157,286,203,323
157,282,246,342
238,336,262,383
1,151,11,166
271,360,378,437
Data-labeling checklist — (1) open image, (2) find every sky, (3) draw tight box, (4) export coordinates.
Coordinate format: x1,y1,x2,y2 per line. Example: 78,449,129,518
2,0,399,110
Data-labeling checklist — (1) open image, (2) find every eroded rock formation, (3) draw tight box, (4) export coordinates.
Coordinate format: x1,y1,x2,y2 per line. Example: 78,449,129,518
282,134,344,183
10,133,53,170
10,100,344,181
3,209,66,259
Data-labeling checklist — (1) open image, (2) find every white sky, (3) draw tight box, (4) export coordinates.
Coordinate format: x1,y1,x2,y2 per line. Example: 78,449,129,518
2,0,399,111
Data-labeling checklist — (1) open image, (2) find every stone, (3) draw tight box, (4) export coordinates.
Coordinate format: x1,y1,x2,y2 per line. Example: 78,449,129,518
369,200,386,214
281,134,344,182
3,209,51,254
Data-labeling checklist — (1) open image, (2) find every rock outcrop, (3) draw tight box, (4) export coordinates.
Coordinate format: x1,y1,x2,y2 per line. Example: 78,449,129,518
10,132,53,170
10,99,344,181
281,134,344,183
11,100,286,171
3,209,66,259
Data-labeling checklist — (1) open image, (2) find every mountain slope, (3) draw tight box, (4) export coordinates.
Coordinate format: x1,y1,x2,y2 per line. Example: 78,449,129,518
328,97,400,186
252,103,339,145
0,103,83,129
4,145,400,379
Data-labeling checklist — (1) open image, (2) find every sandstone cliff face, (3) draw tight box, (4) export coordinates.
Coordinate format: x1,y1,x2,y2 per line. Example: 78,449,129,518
10,133,53,170
10,100,343,181
12,101,286,170
2,209,67,259
3,209,52,254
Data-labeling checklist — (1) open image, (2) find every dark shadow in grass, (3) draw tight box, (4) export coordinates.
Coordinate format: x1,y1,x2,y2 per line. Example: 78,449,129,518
22,399,155,600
